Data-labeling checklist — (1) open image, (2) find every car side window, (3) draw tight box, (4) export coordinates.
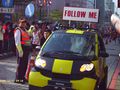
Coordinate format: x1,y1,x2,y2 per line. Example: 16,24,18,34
88,44,95,56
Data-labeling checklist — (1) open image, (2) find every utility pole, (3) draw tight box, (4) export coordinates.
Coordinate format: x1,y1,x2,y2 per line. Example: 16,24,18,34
38,0,43,20
94,0,96,9
46,0,52,21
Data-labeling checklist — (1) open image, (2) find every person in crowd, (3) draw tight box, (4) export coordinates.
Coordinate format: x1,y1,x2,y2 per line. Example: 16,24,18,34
8,22,16,54
0,21,3,56
14,18,31,84
25,23,41,81
44,29,52,39
41,22,47,33
39,29,51,47
3,22,10,55
28,25,35,37
31,25,41,56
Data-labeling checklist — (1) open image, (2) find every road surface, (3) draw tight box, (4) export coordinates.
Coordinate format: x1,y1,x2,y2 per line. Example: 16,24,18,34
0,41,119,90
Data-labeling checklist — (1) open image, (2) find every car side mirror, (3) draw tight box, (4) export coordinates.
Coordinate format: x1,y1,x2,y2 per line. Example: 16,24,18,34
99,51,109,57
93,55,98,60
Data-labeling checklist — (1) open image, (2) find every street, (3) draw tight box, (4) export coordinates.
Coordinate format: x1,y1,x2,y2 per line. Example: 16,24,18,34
0,57,28,90
105,41,120,87
0,0,119,90
0,41,119,90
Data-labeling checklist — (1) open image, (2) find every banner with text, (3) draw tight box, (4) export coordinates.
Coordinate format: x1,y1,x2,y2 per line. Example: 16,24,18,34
63,7,99,22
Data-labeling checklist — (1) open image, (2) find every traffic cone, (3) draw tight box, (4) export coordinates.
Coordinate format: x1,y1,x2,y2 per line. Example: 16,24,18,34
25,55,35,81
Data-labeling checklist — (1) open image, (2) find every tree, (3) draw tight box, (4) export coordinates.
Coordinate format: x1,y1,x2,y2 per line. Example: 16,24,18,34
50,10,62,21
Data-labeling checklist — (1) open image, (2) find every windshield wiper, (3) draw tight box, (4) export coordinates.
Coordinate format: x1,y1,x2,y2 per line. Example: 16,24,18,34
41,51,64,57
55,50,81,55
41,50,81,58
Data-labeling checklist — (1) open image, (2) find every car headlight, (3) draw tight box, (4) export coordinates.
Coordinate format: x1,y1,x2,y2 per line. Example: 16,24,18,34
35,58,46,68
80,63,94,72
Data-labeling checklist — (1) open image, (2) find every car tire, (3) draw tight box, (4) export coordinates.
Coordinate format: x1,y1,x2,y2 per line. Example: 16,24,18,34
98,66,108,90
29,85,42,90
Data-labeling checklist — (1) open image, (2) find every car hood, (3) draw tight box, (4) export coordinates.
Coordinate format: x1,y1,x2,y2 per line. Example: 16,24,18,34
35,56,95,75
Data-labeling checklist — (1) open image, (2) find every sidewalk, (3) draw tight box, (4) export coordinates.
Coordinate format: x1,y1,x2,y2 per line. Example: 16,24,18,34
116,63,120,90
105,40,120,90
108,58,120,90
116,75,120,90
0,52,15,60
0,40,119,90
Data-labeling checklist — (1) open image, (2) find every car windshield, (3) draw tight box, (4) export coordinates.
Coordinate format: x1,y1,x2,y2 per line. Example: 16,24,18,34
41,32,95,59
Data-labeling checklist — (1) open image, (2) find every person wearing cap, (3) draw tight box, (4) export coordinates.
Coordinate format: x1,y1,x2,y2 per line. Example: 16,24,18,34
14,18,31,84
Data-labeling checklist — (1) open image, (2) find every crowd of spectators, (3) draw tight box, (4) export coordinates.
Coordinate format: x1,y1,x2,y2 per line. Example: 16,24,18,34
0,20,120,58
0,20,53,57
0,21,17,57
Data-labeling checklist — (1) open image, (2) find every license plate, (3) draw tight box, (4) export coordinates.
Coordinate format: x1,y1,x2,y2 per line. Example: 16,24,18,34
48,80,71,88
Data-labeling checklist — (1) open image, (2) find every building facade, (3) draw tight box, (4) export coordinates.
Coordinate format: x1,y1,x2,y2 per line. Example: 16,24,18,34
104,0,114,25
0,0,115,25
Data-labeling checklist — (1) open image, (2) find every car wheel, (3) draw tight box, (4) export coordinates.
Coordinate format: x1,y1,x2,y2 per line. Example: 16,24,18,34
29,85,42,90
99,66,108,90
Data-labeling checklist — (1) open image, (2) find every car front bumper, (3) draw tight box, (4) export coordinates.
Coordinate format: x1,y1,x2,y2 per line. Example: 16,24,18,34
29,71,97,90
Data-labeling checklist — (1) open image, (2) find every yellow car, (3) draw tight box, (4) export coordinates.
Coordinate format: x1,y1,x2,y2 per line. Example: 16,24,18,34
29,29,109,90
